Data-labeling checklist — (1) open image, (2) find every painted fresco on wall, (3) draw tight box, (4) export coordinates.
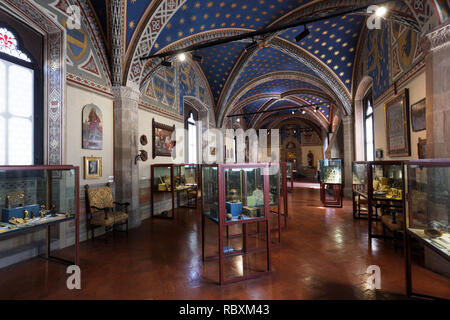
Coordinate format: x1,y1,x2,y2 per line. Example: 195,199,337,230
179,63,196,116
82,104,103,150
390,22,422,81
367,27,389,100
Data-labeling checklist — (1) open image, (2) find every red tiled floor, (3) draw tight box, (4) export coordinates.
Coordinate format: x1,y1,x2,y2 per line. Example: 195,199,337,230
0,186,448,299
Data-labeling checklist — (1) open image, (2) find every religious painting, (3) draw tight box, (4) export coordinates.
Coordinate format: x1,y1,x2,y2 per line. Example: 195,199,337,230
411,98,426,132
82,104,103,150
84,156,102,179
384,89,410,157
152,119,175,158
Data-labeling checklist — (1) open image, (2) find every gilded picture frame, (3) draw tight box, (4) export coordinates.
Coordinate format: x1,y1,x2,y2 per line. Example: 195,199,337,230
84,156,102,179
384,88,410,157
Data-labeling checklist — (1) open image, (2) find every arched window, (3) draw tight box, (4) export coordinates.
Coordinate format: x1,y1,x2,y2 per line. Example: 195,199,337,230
363,89,374,161
186,111,198,163
0,26,39,165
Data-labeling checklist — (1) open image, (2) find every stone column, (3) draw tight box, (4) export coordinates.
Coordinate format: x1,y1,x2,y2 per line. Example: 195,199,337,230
113,86,141,228
423,21,450,158
342,115,354,197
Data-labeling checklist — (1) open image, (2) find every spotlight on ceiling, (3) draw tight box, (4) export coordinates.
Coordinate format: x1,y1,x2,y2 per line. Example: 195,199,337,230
295,25,310,42
178,53,186,62
375,6,387,17
291,110,295,115
302,109,306,114
314,106,319,113
192,54,203,63
161,60,172,67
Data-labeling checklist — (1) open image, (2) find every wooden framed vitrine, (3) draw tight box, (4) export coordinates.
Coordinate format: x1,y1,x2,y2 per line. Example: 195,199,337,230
319,159,343,208
0,165,80,266
201,163,271,285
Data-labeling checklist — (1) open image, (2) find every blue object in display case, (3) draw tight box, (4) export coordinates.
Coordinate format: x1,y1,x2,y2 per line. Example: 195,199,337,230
226,202,242,216
2,204,40,222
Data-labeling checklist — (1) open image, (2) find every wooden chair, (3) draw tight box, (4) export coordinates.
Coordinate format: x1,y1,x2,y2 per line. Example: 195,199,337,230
85,183,129,241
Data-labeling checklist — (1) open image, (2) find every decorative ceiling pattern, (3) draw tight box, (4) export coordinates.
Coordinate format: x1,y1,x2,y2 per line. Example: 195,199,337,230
239,78,321,102
280,14,365,91
126,0,153,47
229,46,318,99
195,41,248,103
148,0,312,55
295,94,330,121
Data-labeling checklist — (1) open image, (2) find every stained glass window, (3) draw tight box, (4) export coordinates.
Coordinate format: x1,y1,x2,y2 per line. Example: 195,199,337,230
0,27,31,62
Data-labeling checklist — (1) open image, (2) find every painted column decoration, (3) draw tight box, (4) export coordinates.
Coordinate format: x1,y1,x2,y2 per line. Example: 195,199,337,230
342,115,354,197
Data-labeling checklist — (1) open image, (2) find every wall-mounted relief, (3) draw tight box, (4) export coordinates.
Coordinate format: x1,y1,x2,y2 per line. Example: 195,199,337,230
82,104,103,150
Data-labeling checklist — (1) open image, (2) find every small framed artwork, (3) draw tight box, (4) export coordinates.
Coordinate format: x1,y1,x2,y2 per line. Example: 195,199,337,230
411,98,426,132
152,119,175,158
84,156,102,179
384,88,411,157
82,104,103,150
418,138,427,159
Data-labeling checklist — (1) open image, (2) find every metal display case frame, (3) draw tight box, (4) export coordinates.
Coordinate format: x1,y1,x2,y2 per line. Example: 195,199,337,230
200,163,271,285
0,165,80,266
404,159,450,300
150,163,199,219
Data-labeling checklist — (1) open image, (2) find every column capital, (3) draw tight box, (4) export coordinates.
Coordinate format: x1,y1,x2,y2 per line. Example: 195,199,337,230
113,86,140,103
421,20,450,54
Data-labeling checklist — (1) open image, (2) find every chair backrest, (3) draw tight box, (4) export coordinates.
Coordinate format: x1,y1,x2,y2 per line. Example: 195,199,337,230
85,184,114,215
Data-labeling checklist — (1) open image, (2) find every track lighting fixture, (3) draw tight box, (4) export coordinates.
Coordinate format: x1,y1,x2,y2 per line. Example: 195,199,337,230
161,59,172,67
192,54,203,63
178,53,186,62
302,109,306,114
295,25,310,42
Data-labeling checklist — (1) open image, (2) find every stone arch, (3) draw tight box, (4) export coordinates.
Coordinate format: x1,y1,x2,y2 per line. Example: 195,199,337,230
354,76,373,161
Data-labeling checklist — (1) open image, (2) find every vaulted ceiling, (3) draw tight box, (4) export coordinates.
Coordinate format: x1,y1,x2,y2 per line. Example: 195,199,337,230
87,0,440,130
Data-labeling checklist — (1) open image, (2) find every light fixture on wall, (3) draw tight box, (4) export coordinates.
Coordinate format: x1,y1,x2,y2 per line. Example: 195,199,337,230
295,25,310,42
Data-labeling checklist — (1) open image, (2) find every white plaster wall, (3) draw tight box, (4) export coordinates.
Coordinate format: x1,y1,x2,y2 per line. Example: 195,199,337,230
65,84,115,185
373,71,427,160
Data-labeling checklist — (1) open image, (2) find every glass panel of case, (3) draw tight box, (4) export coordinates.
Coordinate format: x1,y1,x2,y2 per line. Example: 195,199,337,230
320,159,342,184
269,170,279,206
202,166,219,221
225,167,265,221
184,165,197,187
406,164,450,257
153,166,171,192
0,168,76,234
372,164,403,200
353,162,368,195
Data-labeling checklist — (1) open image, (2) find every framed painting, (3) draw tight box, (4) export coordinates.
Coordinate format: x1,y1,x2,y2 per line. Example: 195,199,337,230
418,138,427,159
82,104,103,150
152,119,175,158
84,156,102,179
411,98,426,132
384,88,410,157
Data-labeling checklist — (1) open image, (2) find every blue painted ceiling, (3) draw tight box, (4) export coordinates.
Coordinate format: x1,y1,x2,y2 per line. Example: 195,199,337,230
88,0,366,129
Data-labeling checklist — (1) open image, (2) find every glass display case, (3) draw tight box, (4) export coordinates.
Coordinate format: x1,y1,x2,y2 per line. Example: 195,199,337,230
286,162,294,192
367,161,404,240
319,159,343,207
352,162,369,219
201,163,271,285
0,165,79,266
151,164,198,218
404,160,450,299
280,162,289,228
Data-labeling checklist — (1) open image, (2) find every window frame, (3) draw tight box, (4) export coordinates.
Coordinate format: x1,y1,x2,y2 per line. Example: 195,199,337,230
184,107,198,164
0,23,43,165
363,89,374,161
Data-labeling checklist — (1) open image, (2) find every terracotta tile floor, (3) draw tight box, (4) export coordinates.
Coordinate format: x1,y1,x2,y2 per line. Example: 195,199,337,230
0,186,448,299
